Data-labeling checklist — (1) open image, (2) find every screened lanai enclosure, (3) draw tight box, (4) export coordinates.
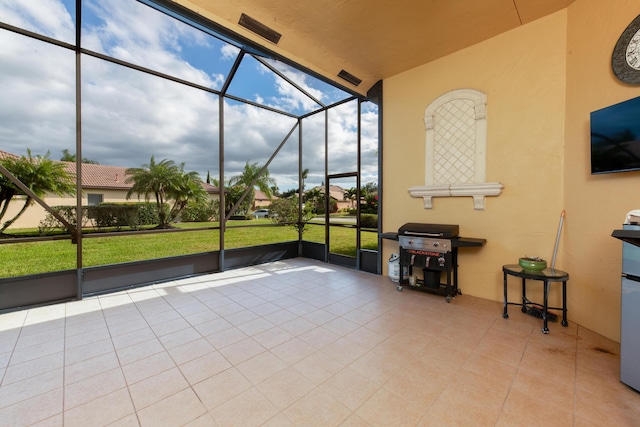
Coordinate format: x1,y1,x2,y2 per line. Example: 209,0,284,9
0,0,381,311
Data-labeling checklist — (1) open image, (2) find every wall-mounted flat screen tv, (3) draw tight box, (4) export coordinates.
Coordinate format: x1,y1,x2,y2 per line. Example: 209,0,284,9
591,95,640,174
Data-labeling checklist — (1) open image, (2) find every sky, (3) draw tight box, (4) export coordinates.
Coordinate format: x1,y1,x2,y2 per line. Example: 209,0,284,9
0,0,379,192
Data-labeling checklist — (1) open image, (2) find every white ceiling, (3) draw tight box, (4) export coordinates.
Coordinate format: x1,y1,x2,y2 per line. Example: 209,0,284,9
176,0,576,94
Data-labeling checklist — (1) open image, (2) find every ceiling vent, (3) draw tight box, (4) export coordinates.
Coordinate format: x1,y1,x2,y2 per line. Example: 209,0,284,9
238,13,281,44
337,69,362,86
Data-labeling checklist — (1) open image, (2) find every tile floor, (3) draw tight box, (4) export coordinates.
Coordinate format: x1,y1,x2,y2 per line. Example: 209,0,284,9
0,258,638,426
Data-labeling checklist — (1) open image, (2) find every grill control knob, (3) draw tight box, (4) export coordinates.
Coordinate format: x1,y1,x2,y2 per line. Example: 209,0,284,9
433,242,439,247
408,239,414,245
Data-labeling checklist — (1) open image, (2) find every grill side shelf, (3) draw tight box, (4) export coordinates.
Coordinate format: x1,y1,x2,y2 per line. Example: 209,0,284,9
454,237,486,248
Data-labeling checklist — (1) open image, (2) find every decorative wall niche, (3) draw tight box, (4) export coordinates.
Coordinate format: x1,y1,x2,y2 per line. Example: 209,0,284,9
409,88,503,210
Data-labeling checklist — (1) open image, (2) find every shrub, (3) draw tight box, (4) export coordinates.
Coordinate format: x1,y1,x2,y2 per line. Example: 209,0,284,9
86,202,161,230
181,199,219,222
269,198,314,233
137,203,160,225
360,213,378,229
38,206,89,236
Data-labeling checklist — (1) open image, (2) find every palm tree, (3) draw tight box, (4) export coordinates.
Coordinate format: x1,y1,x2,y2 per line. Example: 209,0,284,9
301,168,309,191
60,149,99,164
167,168,206,222
344,187,357,208
0,149,76,234
229,161,276,210
125,156,204,228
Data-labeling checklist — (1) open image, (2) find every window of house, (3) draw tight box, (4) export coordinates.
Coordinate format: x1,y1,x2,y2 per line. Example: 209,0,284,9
87,194,103,206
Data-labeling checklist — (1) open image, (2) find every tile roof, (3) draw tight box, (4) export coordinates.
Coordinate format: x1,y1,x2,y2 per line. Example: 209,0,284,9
0,150,219,194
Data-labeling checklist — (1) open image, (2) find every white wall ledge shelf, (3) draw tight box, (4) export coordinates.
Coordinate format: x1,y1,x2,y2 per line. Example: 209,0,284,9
409,182,504,210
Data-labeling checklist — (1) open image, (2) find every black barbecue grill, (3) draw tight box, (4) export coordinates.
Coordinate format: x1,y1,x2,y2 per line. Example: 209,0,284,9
385,223,486,302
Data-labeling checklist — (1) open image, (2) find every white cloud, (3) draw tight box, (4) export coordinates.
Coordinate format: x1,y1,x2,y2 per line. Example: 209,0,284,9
0,0,377,191
0,0,74,42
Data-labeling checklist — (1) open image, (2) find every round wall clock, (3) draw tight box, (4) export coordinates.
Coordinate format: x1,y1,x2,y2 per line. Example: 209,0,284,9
613,14,640,84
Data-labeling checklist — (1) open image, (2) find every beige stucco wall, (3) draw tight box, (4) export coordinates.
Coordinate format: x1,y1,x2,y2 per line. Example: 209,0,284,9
4,190,128,229
6,188,222,230
563,0,640,342
382,10,569,333
383,0,640,342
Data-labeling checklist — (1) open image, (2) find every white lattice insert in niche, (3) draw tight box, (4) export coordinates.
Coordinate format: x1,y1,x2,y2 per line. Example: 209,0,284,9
409,89,503,210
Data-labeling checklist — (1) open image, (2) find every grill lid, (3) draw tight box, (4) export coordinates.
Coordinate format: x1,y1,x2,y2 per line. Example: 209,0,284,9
398,223,459,239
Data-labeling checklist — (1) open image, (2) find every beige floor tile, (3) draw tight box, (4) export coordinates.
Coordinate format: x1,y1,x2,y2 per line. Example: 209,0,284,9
279,317,318,336
251,326,295,349
348,347,409,385
510,367,575,411
65,338,114,366
136,388,206,427
211,387,279,427
128,367,189,410
157,325,201,350
319,367,378,411
166,337,215,365
236,317,276,336
110,327,157,351
372,329,433,357
298,325,341,349
15,328,64,351
261,413,296,427
383,359,452,412
248,302,282,317
64,352,120,385
462,352,518,385
205,326,247,350
3,352,64,385
293,351,344,385
0,368,63,409
106,317,149,338
341,308,379,326
1,259,639,427
282,388,351,426
287,302,318,316
64,367,127,410
178,350,232,384
356,388,424,426
262,308,298,325
501,389,573,427
414,336,471,365
344,326,387,349
321,337,369,365
140,308,182,327
575,385,640,426
256,367,315,409
9,338,64,366
270,337,317,365
236,350,288,384
0,388,63,426
428,390,501,427
121,352,175,385
218,337,266,365
64,326,111,350
303,308,338,325
114,338,164,366
192,317,233,337
106,413,140,426
64,388,134,427
225,309,260,326
193,367,252,410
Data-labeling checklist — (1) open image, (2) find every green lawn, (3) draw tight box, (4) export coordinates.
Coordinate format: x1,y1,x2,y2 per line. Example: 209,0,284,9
0,220,378,277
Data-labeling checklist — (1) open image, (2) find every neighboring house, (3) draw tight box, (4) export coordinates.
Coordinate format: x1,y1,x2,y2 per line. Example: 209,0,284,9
253,189,276,208
0,150,220,229
308,185,351,211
